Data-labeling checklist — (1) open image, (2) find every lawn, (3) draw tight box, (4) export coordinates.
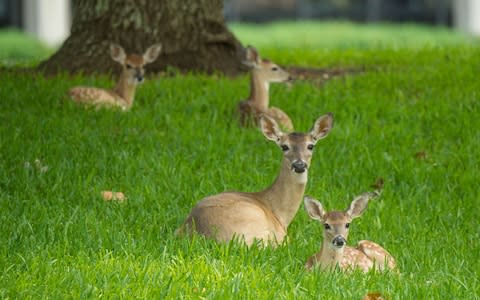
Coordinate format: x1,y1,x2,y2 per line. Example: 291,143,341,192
0,22,479,299
0,29,52,66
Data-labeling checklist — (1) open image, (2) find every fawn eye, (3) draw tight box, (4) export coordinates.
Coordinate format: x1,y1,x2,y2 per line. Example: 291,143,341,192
126,64,133,69
324,224,331,230
281,145,289,151
345,223,350,228
271,67,278,71
307,144,314,150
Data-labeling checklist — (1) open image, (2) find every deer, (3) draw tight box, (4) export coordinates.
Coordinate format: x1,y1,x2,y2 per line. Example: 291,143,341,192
176,113,334,246
68,43,162,111
238,46,294,131
304,191,397,272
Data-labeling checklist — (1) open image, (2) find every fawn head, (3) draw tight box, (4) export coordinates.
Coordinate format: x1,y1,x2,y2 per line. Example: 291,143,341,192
110,43,162,84
260,113,333,176
304,191,380,249
243,45,293,83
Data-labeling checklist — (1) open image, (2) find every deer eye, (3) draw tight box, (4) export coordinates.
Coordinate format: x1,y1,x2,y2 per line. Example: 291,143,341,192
281,145,289,151
307,144,314,150
126,64,133,69
271,67,278,71
323,224,331,230
345,223,350,229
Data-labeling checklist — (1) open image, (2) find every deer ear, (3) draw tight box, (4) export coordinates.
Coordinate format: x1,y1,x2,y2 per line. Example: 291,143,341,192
304,196,326,221
243,45,261,68
345,191,379,219
143,43,162,64
110,44,126,64
310,112,333,144
259,114,284,143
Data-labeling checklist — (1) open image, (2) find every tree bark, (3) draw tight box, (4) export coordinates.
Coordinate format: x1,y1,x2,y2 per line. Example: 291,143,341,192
38,0,246,76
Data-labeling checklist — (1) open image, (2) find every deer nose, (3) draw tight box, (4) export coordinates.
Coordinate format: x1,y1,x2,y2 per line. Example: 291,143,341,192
332,236,346,248
136,75,144,83
291,160,307,173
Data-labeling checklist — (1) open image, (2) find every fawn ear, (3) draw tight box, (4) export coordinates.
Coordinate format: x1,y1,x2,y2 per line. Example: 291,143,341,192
143,43,162,64
345,191,379,219
110,44,126,64
259,114,284,143
309,113,333,144
304,196,326,221
243,45,261,68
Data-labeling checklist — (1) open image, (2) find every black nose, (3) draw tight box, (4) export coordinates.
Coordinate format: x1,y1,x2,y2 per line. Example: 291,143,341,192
332,236,346,247
291,160,307,173
136,76,144,82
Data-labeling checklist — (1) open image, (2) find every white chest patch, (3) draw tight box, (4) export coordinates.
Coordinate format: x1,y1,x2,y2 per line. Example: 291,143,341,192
128,77,138,85
294,170,308,184
264,82,270,93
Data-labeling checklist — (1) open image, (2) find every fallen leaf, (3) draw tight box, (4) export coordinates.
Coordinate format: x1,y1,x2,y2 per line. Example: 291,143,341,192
414,150,428,160
370,177,384,190
363,292,386,300
114,192,126,201
102,191,113,201
102,191,126,202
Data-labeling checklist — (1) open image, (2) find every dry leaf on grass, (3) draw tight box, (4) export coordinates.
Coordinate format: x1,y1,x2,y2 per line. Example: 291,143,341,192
370,177,385,190
363,292,387,300
414,150,428,160
102,191,126,202
414,150,438,166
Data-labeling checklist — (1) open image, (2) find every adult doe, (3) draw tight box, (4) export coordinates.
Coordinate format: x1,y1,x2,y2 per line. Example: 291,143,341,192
177,113,333,246
238,46,294,131
304,191,397,272
69,43,162,111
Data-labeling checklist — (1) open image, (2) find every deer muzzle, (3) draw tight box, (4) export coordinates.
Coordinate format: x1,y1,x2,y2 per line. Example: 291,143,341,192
291,160,307,173
135,69,144,83
332,235,346,248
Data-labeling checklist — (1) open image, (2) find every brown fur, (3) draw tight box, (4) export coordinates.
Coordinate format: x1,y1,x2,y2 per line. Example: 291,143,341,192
304,192,397,272
68,43,161,111
237,46,293,131
177,114,333,246
305,241,396,272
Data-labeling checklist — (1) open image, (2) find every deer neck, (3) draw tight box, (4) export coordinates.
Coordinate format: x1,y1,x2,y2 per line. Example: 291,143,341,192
317,242,345,270
113,72,137,108
255,159,307,229
248,71,269,111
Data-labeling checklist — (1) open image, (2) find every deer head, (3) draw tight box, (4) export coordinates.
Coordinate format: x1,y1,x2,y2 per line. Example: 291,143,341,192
304,191,381,249
259,113,333,177
243,45,293,83
110,43,162,85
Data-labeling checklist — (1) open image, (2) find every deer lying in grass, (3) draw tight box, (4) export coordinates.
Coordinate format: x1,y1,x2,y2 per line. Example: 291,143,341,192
238,46,294,131
304,191,397,272
68,43,162,111
177,113,333,246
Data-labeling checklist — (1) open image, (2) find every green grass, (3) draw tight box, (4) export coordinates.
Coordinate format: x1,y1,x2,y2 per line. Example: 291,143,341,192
230,21,479,68
0,28,53,66
230,21,476,50
1,21,479,299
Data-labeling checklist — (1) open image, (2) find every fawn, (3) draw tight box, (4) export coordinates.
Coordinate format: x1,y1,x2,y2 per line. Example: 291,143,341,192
304,191,397,272
238,46,294,131
68,43,162,111
176,113,333,246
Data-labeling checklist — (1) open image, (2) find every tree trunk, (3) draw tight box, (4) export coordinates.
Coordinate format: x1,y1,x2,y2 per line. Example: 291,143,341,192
38,0,246,76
